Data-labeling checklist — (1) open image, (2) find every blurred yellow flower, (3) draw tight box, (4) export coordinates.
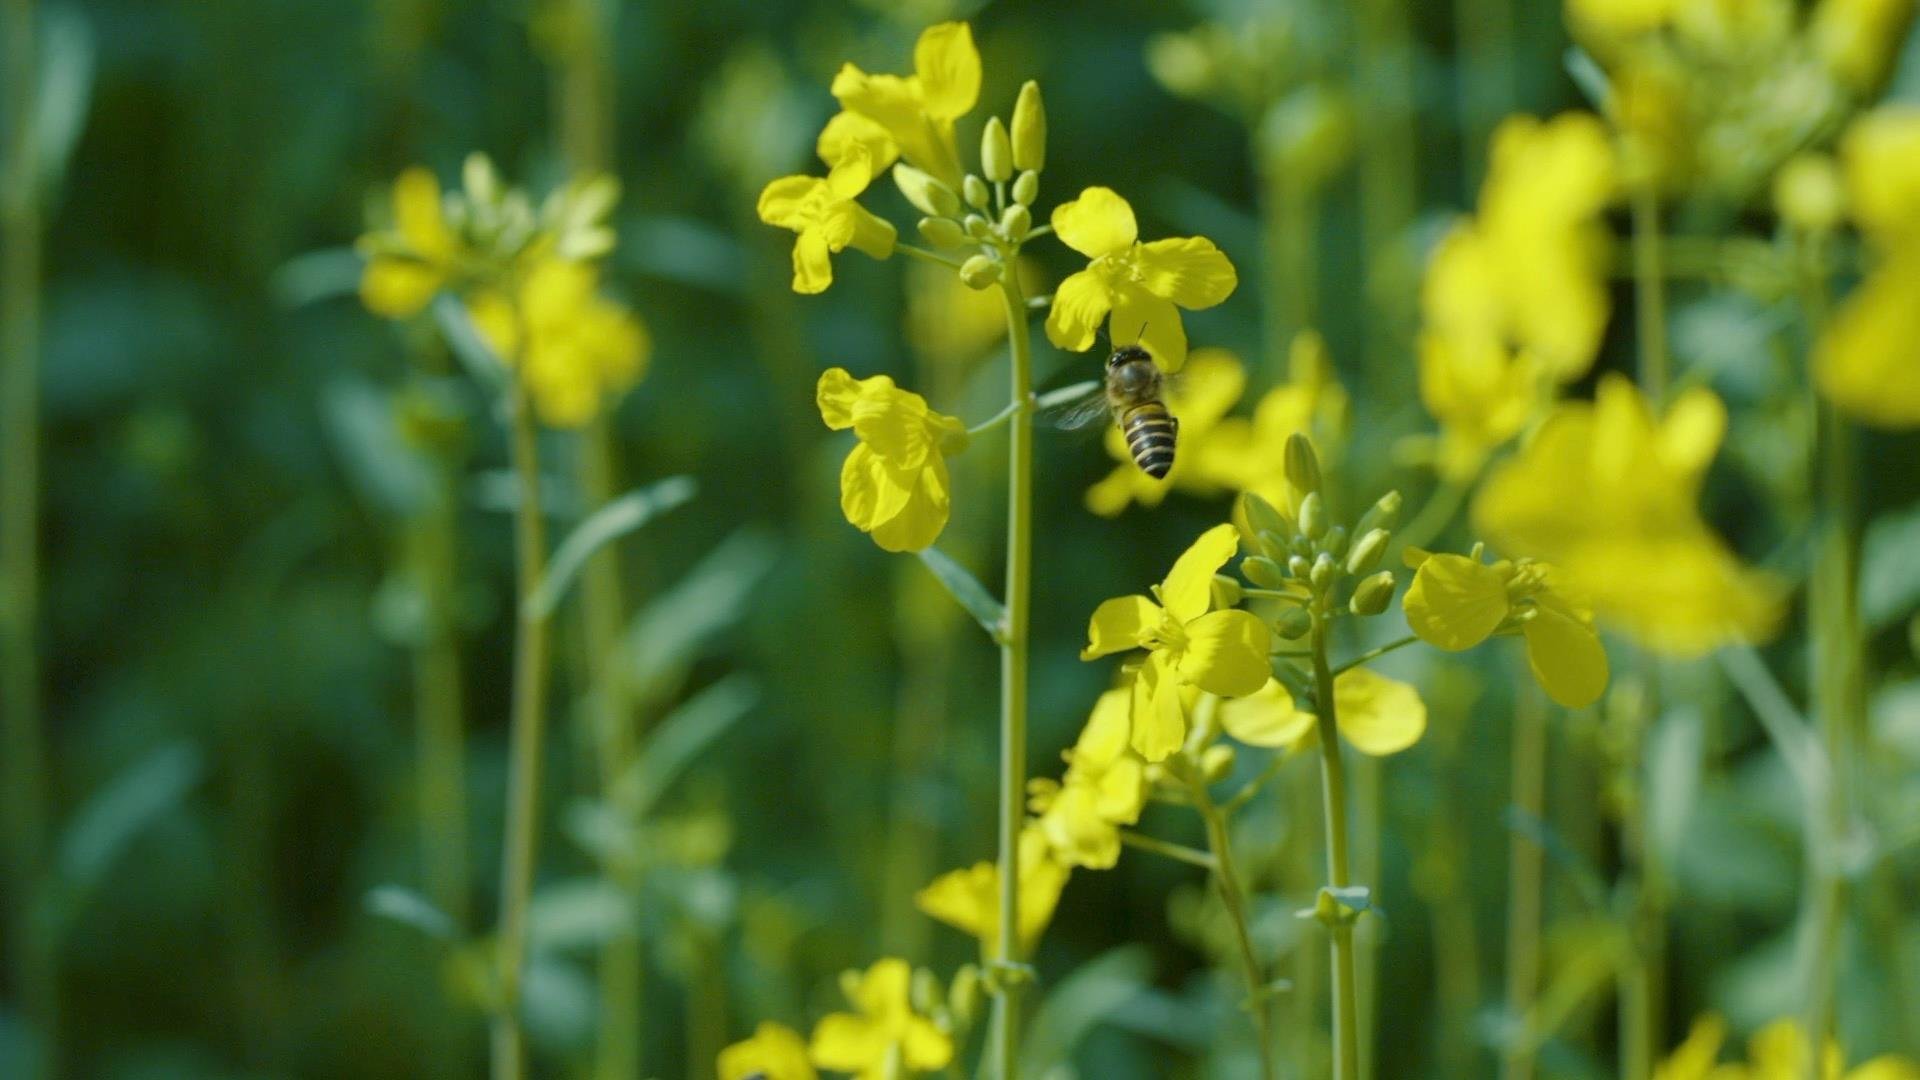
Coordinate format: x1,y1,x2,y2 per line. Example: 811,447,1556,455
1402,549,1608,708
816,368,968,553
1474,375,1782,655
1081,524,1273,761
809,958,953,1078
1218,668,1427,756
1045,186,1238,372
1565,0,1678,38
903,257,1020,366
758,152,897,295
1810,0,1918,91
829,21,979,187
915,825,1068,956
719,1021,818,1080
1085,348,1246,515
359,167,461,318
1817,107,1920,428
1416,309,1541,482
1029,687,1149,869
1654,1015,1740,1080
467,259,650,428
1740,1017,1920,1079
1837,106,1920,242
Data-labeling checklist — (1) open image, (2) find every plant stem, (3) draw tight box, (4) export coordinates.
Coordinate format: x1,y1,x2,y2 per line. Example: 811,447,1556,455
1310,614,1361,1080
413,446,470,931
1257,136,1314,378
491,393,553,1080
1118,830,1218,872
898,242,967,270
2,0,55,1074
1501,682,1546,1080
1630,185,1669,405
1191,774,1278,1080
1332,635,1418,678
1354,0,1418,395
990,261,1035,1080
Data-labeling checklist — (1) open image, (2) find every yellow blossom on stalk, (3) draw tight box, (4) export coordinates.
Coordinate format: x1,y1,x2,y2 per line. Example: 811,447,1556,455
719,1021,818,1080
828,22,980,187
1081,525,1273,761
1028,687,1149,869
1810,0,1919,92
1402,549,1608,708
467,258,650,428
1654,1016,1742,1080
809,958,953,1078
1565,0,1677,37
1218,669,1427,756
915,825,1069,956
1738,1017,1920,1079
1817,107,1920,427
817,368,967,553
1474,375,1782,655
1046,187,1239,372
758,151,898,295
358,167,462,317
1836,106,1920,242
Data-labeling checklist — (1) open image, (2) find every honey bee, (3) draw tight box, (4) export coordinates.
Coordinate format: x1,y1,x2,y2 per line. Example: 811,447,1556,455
1052,343,1178,478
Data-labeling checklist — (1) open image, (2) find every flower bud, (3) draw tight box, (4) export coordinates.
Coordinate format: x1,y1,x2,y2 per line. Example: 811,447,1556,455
1349,571,1395,616
839,968,865,1002
981,117,1013,183
1201,744,1236,783
1774,153,1844,233
1310,552,1335,589
1013,170,1040,206
949,965,983,1028
1012,81,1047,172
1274,606,1313,640
918,216,968,248
1298,492,1327,541
1322,525,1348,558
894,164,961,218
959,254,999,290
1288,555,1312,580
1241,493,1290,544
999,203,1031,241
963,174,991,210
1284,434,1322,497
1243,556,1288,589
1355,489,1402,537
1345,527,1390,576
963,213,991,239
912,966,942,1014
1211,573,1244,609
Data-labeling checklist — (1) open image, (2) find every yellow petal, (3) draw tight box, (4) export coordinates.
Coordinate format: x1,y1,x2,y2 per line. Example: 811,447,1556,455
913,22,980,121
360,257,444,318
1658,386,1728,480
1652,1015,1724,1080
839,444,914,538
791,229,834,294
464,290,519,362
808,1014,886,1072
817,110,900,173
1167,349,1248,429
1111,285,1187,372
1045,268,1116,353
392,166,455,261
718,1021,818,1080
1814,255,1920,429
1522,605,1609,708
1130,653,1188,762
1052,187,1138,258
1219,679,1316,748
902,1017,955,1070
1160,523,1242,624
1136,236,1238,309
1073,688,1133,766
757,174,823,231
1040,782,1122,869
1175,609,1273,698
816,367,867,429
825,147,876,202
1333,668,1427,756
1403,553,1511,650
1082,595,1163,659
867,454,951,553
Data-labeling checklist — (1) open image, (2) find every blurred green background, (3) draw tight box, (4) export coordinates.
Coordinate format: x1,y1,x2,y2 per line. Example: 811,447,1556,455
5,0,1920,1078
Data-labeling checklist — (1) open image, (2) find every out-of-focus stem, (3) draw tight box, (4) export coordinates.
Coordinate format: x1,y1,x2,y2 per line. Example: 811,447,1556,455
1630,186,1669,405
989,262,1035,1080
1257,148,1315,379
412,449,470,932
1191,767,1278,1080
2,1,54,1075
1502,683,1547,1080
1351,755,1380,1080
1310,615,1360,1080
491,393,552,1080
1454,0,1513,193
1355,0,1418,389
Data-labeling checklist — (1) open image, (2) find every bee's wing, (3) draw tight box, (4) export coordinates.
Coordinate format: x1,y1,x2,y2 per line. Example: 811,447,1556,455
1040,380,1112,431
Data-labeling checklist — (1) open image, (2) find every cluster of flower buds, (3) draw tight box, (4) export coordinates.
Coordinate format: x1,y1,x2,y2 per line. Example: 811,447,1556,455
1236,434,1401,636
904,81,1046,290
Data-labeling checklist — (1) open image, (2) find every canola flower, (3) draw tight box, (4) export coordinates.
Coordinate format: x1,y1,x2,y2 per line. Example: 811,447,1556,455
828,22,980,187
1474,375,1781,655
1217,667,1427,756
1815,105,1920,428
1402,547,1608,708
719,1021,818,1080
816,368,968,553
1656,1015,1920,1080
1045,186,1238,372
468,257,649,428
757,150,898,295
359,166,463,318
915,825,1069,957
1027,687,1148,870
1081,524,1273,761
809,958,954,1079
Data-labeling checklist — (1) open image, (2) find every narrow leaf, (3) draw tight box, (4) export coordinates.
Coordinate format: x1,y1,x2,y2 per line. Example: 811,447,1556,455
1563,47,1612,111
34,5,95,199
1019,945,1154,1077
916,546,1006,638
1503,806,1608,913
525,476,697,619
432,293,508,391
364,884,457,942
622,528,777,707
1861,499,1920,631
528,878,635,953
616,675,760,819
58,743,203,893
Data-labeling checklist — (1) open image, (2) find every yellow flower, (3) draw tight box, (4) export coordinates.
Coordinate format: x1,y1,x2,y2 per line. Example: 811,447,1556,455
915,825,1069,956
1811,0,1918,91
816,368,967,553
757,152,898,295
1565,0,1678,38
1415,301,1543,481
1814,253,1920,428
1837,106,1920,244
1739,1018,1920,1079
359,166,462,318
1029,687,1149,869
719,1021,818,1080
1045,187,1239,373
1402,549,1608,708
1654,1015,1743,1080
1081,525,1273,761
1218,668,1427,756
1085,348,1247,515
467,258,650,428
1473,375,1782,655
809,958,953,1078
828,22,980,187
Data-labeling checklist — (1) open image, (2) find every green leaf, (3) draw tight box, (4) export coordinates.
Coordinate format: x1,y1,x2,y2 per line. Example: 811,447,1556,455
525,476,697,619
1645,706,1704,879
432,293,508,391
364,885,458,942
34,6,94,200
1861,500,1920,631
916,546,1006,639
622,528,777,707
528,878,635,953
1503,806,1608,913
1018,945,1153,1078
616,675,760,819
1563,47,1612,111
58,743,202,895
272,247,366,309
319,377,437,517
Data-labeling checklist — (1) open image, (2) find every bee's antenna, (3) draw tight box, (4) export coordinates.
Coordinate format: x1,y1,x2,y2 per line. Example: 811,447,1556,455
1138,320,1149,341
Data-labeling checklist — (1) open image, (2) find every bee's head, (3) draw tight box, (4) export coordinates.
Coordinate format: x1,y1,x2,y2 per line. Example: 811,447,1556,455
1106,344,1152,370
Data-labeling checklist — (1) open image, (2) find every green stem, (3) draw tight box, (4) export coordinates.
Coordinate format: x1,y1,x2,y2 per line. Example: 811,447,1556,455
1354,0,1418,395
1257,142,1315,377
1630,185,1669,406
2,0,54,1074
1191,775,1278,1080
1501,683,1546,1080
1118,830,1218,872
898,242,967,270
990,262,1035,1080
1332,635,1418,678
1311,614,1361,1080
413,449,470,932
491,393,553,1080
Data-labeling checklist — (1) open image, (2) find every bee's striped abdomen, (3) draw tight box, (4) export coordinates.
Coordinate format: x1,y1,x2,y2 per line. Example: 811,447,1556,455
1122,402,1177,479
